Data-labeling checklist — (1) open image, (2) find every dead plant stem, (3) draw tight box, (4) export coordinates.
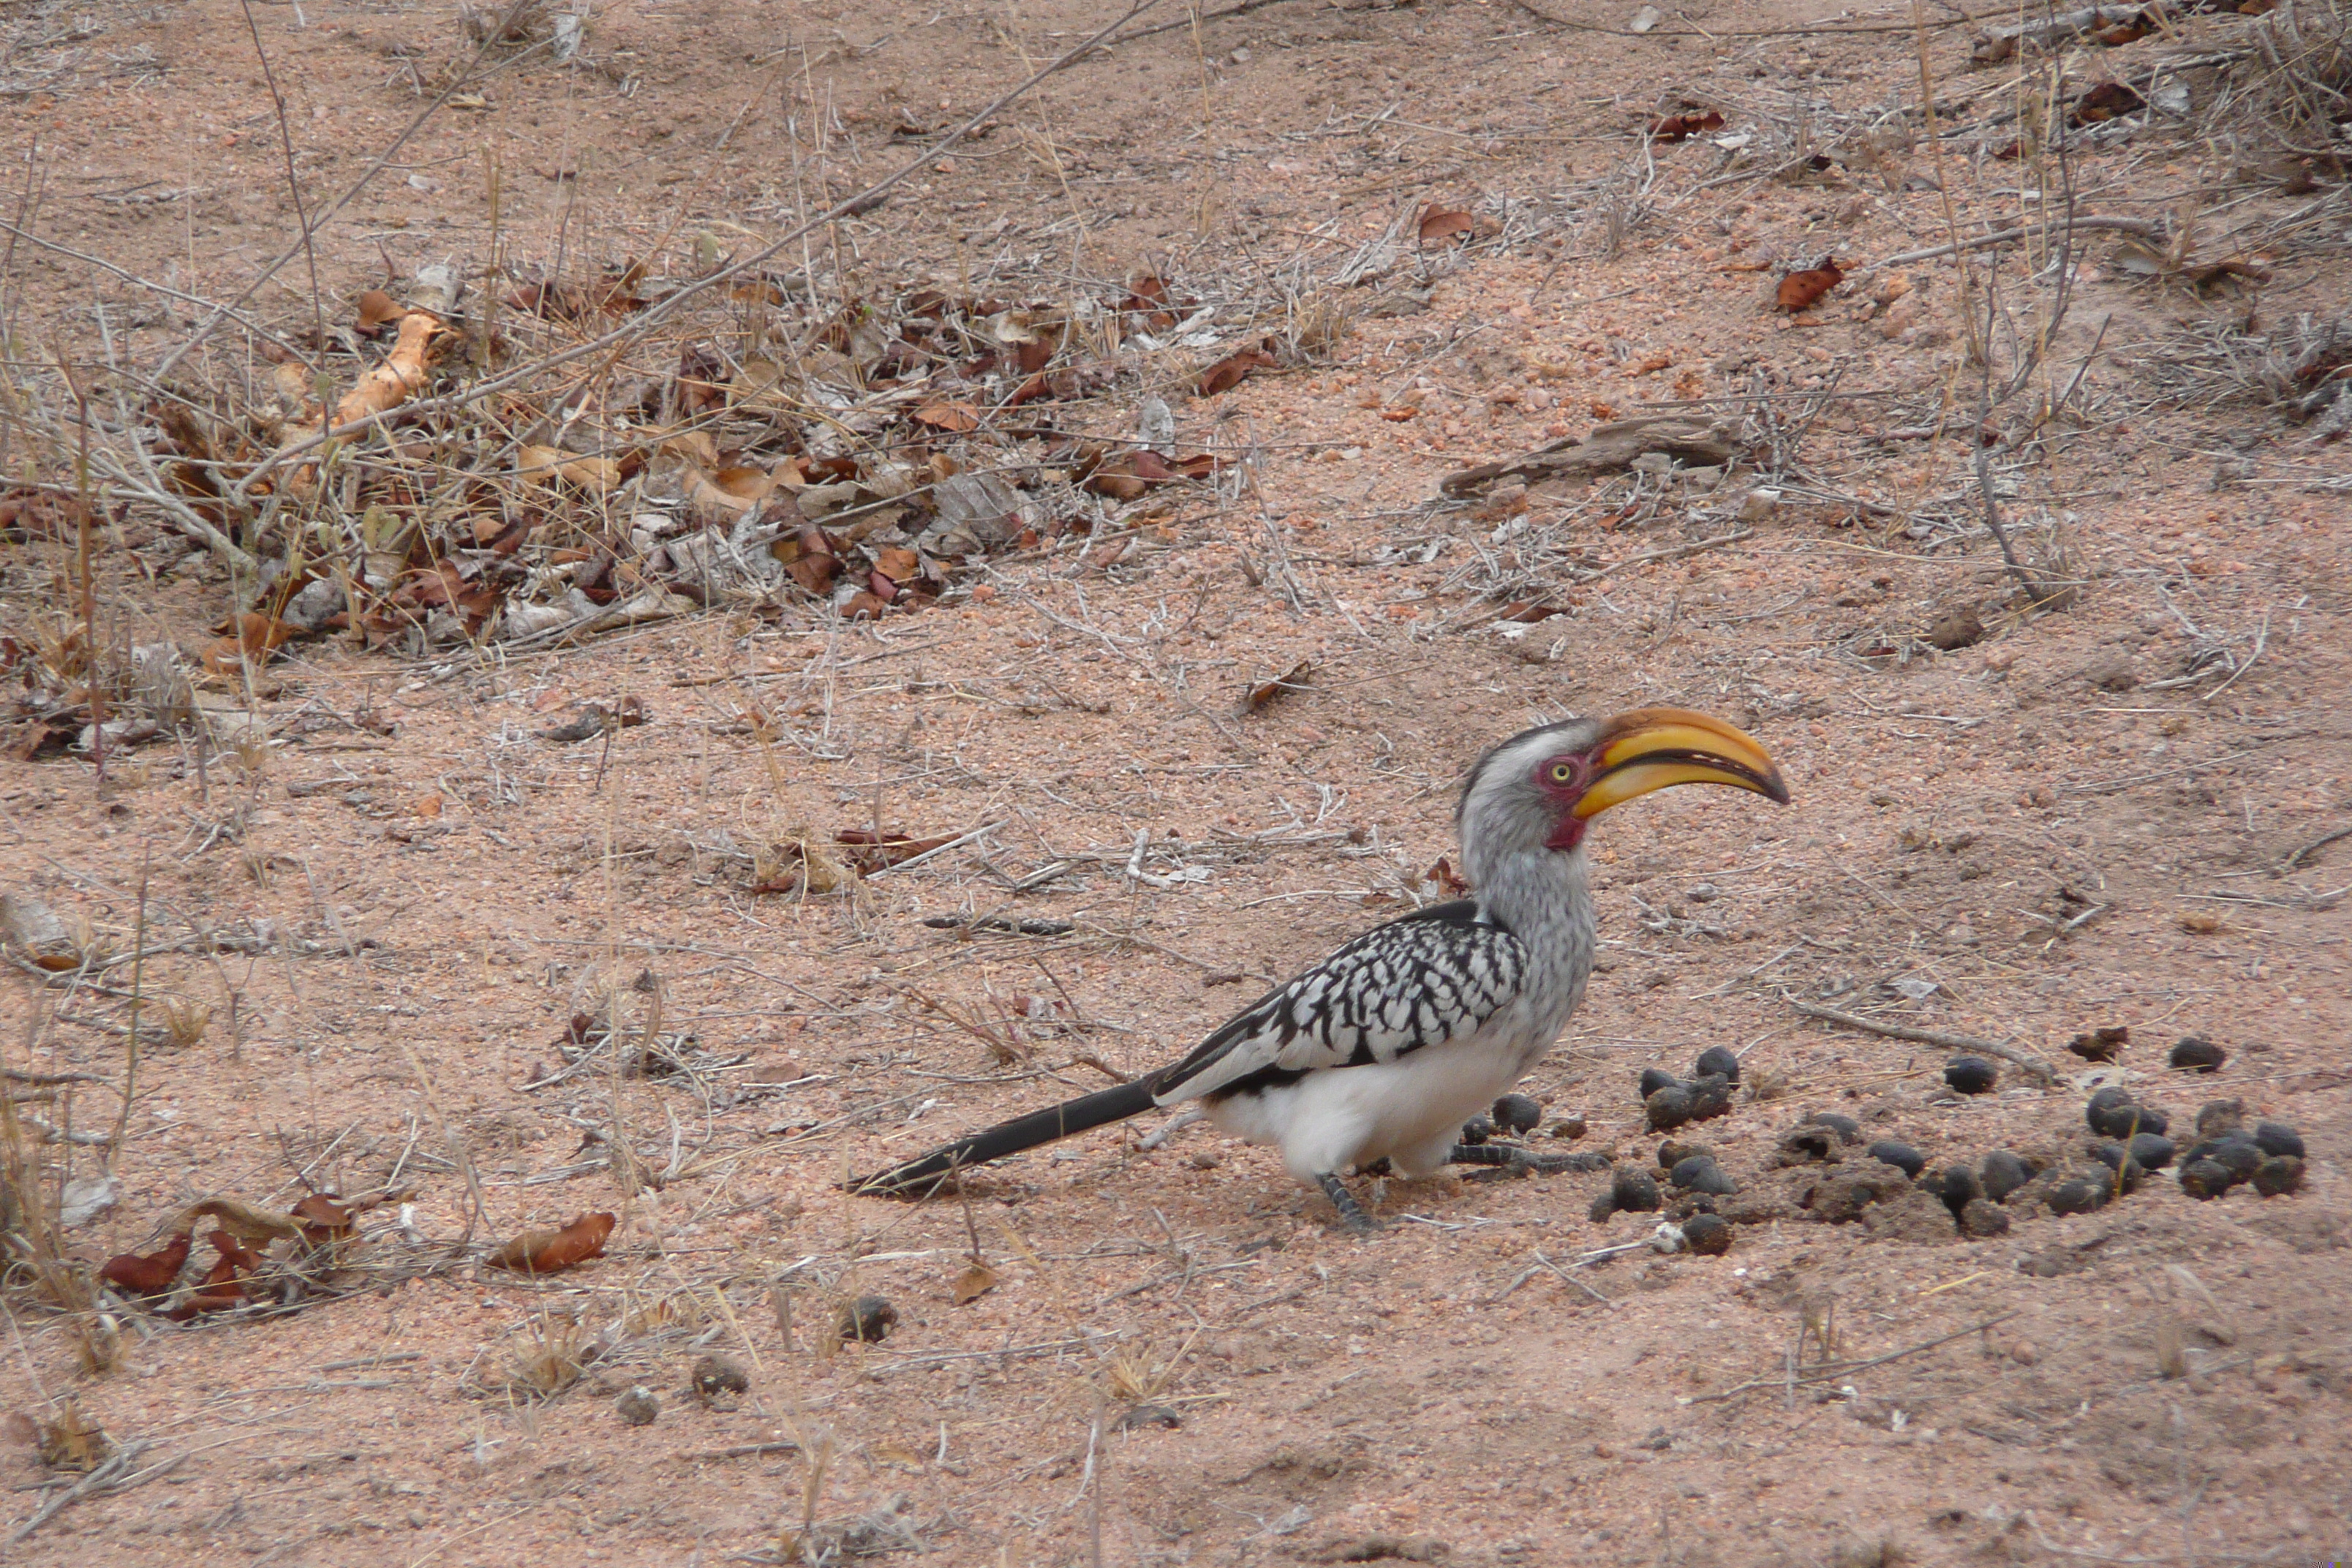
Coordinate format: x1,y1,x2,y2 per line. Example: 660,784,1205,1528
239,0,325,358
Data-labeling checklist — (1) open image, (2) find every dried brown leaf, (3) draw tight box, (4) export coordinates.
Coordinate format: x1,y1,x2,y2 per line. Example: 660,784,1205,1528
1776,257,1844,312
1242,658,1314,713
488,1211,617,1273
1417,204,1477,244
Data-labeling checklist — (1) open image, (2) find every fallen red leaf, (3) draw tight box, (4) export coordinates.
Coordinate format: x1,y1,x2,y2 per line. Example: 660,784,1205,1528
1422,856,1471,897
1242,658,1314,714
1651,110,1726,143
292,1194,356,1243
1500,600,1569,624
915,400,981,432
2070,81,2145,124
1196,345,1275,398
355,289,404,334
842,589,891,621
165,1232,266,1319
100,1230,191,1297
1417,205,1477,244
1776,256,1844,312
488,1211,617,1273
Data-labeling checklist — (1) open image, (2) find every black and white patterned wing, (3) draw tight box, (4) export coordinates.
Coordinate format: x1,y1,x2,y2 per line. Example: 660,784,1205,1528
1152,901,1529,1104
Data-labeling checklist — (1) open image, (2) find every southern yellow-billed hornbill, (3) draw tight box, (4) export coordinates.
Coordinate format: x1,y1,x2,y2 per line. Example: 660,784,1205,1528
853,709,1788,1229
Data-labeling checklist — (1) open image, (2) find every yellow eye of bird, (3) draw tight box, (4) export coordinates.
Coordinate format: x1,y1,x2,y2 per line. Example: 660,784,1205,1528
1550,763,1575,783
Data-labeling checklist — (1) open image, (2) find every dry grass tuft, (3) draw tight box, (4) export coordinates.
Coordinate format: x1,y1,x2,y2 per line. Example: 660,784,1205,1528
506,1309,588,1399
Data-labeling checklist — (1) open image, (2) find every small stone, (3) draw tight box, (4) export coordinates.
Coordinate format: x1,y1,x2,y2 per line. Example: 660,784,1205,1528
2008,1339,2037,1365
1681,1213,1733,1255
1645,1085,1695,1132
1684,1073,1733,1122
2066,1025,2128,1063
2251,1156,2304,1197
1980,1150,2032,1203
2127,1133,2176,1171
2195,1099,2247,1139
1491,1094,1542,1135
1670,1156,1737,1196
1611,1168,1662,1214
1548,1115,1588,1141
1944,1056,1997,1095
1693,1044,1741,1085
838,1295,899,1343
1639,1067,1681,1100
1867,1140,1924,1178
1459,1115,1496,1146
2251,1121,2304,1159
2169,1036,2227,1074
2178,1158,2234,1200
2047,1179,2106,1216
614,1386,659,1427
690,1354,750,1401
1960,1198,2011,1237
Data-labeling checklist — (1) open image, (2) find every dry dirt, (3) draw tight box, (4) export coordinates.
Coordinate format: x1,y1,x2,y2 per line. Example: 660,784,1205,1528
1,0,2349,1563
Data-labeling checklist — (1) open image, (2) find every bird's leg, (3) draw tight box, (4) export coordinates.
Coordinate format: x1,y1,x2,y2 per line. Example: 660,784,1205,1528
1448,1142,1599,1175
1316,1172,1378,1235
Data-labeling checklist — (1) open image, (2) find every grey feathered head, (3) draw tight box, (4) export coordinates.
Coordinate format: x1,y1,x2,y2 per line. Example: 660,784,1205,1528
1456,709,1789,887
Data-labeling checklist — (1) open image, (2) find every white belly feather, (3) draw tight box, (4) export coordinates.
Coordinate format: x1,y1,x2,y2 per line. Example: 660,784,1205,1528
1203,1006,1545,1181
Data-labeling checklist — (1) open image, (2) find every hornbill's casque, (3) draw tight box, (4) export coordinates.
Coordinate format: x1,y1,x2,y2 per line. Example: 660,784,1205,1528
852,709,1789,1228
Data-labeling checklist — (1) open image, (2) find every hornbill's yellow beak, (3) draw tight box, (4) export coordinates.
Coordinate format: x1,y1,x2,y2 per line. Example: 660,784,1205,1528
1572,707,1791,819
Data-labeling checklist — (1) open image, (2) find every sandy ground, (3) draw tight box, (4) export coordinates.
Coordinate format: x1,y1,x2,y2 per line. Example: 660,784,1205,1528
1,0,2349,1563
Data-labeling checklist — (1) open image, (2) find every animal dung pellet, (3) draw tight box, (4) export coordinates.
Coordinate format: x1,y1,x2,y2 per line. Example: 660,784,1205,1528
1684,1073,1734,1122
1656,1140,1713,1169
2195,1099,2246,1139
2252,1121,2305,1159
1458,1114,1496,1146
1669,1156,1735,1195
1960,1199,2010,1237
1944,1055,1997,1095
1693,1044,1741,1085
614,1385,659,1426
2065,1025,2127,1062
1612,1167,1662,1213
1548,1115,1588,1140
2127,1132,2176,1171
1645,1083,1695,1132
1805,1112,1862,1141
1980,1150,2031,1203
1681,1213,1733,1255
2047,1178,2106,1216
1639,1067,1681,1099
1867,1140,1924,1178
2086,1089,2167,1140
838,1295,899,1343
2178,1158,2234,1200
2168,1036,2227,1074
2252,1156,2304,1197
691,1354,750,1401
1491,1093,1542,1135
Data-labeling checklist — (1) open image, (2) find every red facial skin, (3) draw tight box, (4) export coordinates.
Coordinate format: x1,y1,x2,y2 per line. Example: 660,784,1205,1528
1534,750,1600,851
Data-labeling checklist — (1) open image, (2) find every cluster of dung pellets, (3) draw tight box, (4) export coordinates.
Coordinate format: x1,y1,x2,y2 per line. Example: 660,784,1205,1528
1638,1045,1742,1133
2172,1098,2305,1200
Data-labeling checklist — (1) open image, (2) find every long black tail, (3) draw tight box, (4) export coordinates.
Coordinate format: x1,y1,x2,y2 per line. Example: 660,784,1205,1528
849,1078,1161,1196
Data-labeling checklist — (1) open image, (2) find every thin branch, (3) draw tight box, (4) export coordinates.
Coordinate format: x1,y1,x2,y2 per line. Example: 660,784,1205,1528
1784,998,2059,1083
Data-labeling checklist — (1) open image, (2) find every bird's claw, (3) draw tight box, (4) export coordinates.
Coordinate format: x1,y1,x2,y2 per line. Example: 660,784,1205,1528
1317,1172,1380,1236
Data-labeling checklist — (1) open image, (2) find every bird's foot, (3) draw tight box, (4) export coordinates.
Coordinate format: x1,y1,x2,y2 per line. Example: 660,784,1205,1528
1450,1142,1608,1176
1317,1172,1379,1235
